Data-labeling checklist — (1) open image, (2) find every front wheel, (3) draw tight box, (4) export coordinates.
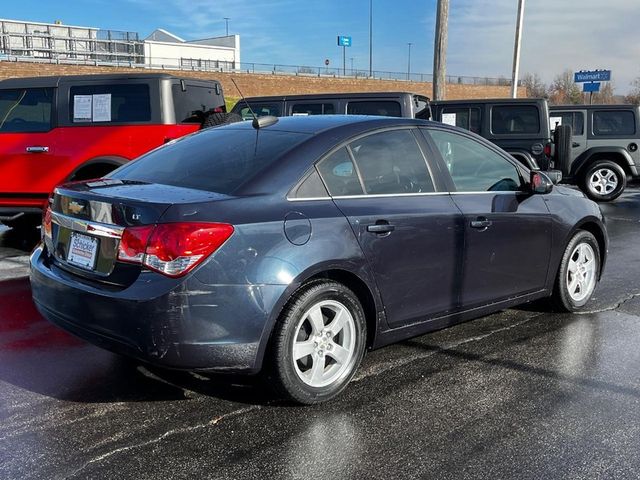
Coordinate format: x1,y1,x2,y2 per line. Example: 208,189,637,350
580,161,626,202
551,230,600,312
268,280,367,404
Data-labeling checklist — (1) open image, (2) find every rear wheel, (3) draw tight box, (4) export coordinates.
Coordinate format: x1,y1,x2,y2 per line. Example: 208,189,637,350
268,280,366,404
580,160,626,202
551,230,600,312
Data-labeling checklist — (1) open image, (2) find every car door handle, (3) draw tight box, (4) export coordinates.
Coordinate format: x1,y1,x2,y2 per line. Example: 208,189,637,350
26,146,49,153
572,142,581,148
470,218,492,229
367,223,395,234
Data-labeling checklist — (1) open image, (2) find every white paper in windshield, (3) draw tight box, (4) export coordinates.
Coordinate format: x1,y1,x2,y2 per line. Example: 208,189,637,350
92,94,112,122
73,95,92,122
441,112,457,126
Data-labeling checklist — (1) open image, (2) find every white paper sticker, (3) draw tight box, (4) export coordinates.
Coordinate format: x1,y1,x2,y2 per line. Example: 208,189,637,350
92,94,112,122
550,116,562,130
73,95,93,122
441,112,457,126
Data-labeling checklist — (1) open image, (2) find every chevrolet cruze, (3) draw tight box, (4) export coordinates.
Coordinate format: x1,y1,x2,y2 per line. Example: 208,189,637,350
30,115,607,404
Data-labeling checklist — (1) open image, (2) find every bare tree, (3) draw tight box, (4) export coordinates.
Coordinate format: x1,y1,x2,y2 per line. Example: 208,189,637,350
549,70,582,105
521,73,548,98
592,82,616,104
625,78,640,105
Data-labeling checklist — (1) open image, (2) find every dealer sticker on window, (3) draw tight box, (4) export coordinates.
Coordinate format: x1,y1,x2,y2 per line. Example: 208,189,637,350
67,233,99,270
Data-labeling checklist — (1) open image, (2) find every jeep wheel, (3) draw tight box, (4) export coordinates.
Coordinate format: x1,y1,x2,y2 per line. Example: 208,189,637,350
580,160,626,202
553,124,573,175
201,112,242,129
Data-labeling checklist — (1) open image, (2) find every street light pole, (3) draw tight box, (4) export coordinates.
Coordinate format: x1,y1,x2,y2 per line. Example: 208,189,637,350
510,0,525,98
369,0,373,77
224,17,230,36
350,57,354,76
407,42,412,81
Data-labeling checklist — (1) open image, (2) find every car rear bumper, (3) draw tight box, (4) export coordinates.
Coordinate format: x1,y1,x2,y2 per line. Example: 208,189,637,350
30,245,287,373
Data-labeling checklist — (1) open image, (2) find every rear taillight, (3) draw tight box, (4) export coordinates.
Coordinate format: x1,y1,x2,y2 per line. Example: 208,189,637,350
544,143,552,157
117,222,234,278
42,207,52,241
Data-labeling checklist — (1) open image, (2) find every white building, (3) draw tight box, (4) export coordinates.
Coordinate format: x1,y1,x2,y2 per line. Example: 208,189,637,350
144,29,240,71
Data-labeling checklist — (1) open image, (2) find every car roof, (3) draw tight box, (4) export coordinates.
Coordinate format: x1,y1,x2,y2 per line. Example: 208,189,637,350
550,104,638,110
0,73,220,89
233,92,425,103
432,98,546,105
223,114,431,135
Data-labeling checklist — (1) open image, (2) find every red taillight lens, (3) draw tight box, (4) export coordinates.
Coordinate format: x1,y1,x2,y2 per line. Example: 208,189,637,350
42,207,52,241
544,143,552,157
117,225,155,264
117,222,234,278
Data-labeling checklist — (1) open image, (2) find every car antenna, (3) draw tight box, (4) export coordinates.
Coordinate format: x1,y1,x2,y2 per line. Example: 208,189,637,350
229,77,278,130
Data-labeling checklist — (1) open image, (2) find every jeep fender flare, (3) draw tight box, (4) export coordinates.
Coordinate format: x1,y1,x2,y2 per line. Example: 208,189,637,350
570,147,636,178
67,156,130,182
505,150,539,170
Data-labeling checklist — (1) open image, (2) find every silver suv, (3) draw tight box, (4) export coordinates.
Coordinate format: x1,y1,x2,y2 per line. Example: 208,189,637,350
550,105,640,201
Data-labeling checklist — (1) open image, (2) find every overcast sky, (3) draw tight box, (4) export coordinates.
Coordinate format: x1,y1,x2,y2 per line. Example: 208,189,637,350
5,0,640,93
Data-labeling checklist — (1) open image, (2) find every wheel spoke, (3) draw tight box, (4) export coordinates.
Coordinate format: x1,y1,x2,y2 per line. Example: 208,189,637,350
309,356,325,383
327,342,350,365
293,340,315,360
568,275,579,294
326,308,347,336
568,259,578,274
307,306,324,334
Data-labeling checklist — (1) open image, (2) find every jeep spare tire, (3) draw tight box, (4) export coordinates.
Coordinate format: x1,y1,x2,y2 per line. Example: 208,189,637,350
553,124,572,176
202,112,242,129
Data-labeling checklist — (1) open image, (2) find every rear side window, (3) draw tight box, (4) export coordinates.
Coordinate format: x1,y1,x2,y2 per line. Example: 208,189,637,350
550,111,584,135
0,88,53,133
172,84,224,123
110,128,310,194
346,101,402,117
236,103,281,120
317,148,364,196
593,111,635,136
69,84,151,123
441,107,481,134
491,105,540,134
291,103,335,115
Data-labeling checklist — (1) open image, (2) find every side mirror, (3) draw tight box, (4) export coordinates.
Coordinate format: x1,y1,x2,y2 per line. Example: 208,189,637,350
530,170,554,194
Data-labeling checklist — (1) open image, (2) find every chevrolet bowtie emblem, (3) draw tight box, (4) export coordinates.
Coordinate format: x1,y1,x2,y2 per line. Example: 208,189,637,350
68,201,85,215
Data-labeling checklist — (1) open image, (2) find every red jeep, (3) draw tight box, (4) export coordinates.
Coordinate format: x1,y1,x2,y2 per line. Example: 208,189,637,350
0,73,227,229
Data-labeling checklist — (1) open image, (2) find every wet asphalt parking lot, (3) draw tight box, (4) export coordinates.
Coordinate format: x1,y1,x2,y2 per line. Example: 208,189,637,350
1,187,640,480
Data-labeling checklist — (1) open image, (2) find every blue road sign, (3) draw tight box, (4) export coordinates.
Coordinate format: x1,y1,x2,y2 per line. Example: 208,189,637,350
337,36,352,47
574,70,611,83
583,82,601,93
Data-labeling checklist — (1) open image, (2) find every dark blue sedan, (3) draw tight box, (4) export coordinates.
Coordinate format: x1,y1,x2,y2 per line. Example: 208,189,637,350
30,115,607,404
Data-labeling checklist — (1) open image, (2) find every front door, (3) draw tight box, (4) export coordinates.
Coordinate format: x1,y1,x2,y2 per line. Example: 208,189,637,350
316,128,464,327
427,128,552,309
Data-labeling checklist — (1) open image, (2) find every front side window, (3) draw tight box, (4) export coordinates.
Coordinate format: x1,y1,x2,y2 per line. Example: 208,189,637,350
291,103,335,115
346,101,402,117
491,105,540,134
593,110,635,136
349,129,434,195
428,129,522,192
69,84,150,123
0,88,53,133
441,107,481,134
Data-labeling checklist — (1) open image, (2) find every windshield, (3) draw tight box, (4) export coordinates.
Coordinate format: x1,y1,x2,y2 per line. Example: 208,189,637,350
110,127,310,195
0,88,54,133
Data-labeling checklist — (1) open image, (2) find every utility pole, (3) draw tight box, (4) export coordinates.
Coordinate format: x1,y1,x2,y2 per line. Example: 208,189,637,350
433,0,449,100
510,0,525,98
224,17,230,36
407,43,412,81
369,0,373,77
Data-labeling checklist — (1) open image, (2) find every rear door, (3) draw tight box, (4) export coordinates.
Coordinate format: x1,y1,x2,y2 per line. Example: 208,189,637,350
316,127,464,327
425,127,552,309
0,87,60,196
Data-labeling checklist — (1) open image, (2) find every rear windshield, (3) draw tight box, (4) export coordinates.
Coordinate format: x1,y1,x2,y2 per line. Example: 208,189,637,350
110,127,310,194
234,103,282,120
0,88,53,133
346,101,402,117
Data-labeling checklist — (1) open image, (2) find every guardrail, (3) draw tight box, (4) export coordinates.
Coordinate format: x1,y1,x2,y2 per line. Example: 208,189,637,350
0,53,518,86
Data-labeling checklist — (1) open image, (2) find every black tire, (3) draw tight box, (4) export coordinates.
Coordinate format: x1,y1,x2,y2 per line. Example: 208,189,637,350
553,124,572,175
267,279,367,404
2,214,41,231
551,230,600,312
201,112,242,129
580,160,626,202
